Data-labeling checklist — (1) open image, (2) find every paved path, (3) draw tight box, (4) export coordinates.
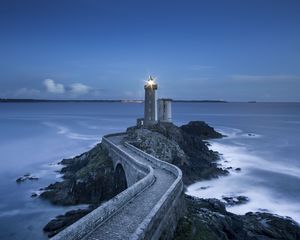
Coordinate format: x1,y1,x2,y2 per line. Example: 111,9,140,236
83,135,176,240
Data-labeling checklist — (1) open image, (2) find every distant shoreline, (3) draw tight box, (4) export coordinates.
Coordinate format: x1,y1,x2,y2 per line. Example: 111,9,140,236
0,99,299,103
0,98,226,103
0,99,124,103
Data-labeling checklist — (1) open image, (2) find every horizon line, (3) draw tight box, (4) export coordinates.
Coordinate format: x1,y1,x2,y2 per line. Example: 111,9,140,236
0,98,299,103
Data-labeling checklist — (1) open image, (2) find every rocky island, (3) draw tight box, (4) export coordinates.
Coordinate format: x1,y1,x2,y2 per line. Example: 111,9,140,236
40,120,300,239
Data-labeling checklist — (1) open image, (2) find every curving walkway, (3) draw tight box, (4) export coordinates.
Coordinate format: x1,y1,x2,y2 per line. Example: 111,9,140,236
51,133,183,240
84,135,176,239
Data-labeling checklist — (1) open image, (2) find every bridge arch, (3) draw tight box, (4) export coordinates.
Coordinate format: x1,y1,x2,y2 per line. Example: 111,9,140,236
51,135,184,240
114,163,128,193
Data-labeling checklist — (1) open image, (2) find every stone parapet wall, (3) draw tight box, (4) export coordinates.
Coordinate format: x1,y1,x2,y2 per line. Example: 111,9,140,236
51,134,184,240
51,136,154,240
124,143,184,240
103,137,150,183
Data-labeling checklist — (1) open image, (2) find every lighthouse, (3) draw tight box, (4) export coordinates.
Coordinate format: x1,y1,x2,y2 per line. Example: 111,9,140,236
136,75,172,127
144,76,158,126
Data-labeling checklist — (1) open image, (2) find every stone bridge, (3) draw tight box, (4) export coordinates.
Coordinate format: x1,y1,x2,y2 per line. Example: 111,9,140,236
51,133,184,240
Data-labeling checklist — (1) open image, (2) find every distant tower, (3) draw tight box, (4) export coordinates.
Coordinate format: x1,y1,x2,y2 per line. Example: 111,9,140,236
144,76,158,126
158,98,172,123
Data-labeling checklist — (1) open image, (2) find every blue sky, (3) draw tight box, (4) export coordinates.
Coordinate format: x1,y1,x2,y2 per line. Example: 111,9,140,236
0,0,300,101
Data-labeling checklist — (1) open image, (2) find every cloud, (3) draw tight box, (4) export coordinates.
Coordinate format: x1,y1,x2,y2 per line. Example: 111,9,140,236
230,74,300,82
69,83,91,95
43,79,93,97
44,79,65,93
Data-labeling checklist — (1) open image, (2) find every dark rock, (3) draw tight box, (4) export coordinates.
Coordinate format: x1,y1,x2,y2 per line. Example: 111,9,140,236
242,212,300,240
222,195,249,206
126,121,227,185
174,195,300,240
31,192,38,198
43,207,94,237
41,142,131,236
16,177,24,183
28,176,39,180
41,146,126,237
235,168,241,172
40,143,118,206
258,208,270,212
180,121,223,140
16,174,39,183
197,186,210,190
226,167,233,170
237,196,248,203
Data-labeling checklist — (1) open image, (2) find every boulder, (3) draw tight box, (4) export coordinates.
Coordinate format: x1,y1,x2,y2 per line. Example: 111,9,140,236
174,195,300,240
43,207,94,237
16,174,39,183
126,121,228,185
222,195,249,206
180,121,223,139
40,143,117,205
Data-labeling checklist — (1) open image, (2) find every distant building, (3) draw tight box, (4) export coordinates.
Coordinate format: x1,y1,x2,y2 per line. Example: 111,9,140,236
158,98,172,123
138,76,172,127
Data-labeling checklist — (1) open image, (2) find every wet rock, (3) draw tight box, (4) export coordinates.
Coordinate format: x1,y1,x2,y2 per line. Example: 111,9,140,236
222,195,249,206
40,143,117,206
125,127,188,164
180,121,223,140
31,192,38,198
258,208,270,212
43,207,94,237
16,174,39,183
196,186,210,190
174,195,300,240
41,143,124,237
126,121,228,185
235,167,241,172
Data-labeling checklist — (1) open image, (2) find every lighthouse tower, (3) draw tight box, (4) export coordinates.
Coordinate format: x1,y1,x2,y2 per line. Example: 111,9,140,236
144,76,158,126
158,98,172,123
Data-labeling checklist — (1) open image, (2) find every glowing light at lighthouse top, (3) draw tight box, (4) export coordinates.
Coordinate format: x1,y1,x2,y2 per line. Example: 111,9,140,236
144,76,158,89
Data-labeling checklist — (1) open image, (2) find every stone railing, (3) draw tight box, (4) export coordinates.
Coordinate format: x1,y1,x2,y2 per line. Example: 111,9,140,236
102,136,151,183
51,134,184,240
124,143,184,240
51,136,155,240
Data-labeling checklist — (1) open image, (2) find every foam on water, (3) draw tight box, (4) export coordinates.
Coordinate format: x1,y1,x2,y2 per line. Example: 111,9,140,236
210,142,300,179
187,127,300,223
0,204,90,218
43,122,100,141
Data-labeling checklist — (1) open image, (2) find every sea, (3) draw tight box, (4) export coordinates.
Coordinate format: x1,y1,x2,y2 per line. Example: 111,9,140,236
0,102,299,239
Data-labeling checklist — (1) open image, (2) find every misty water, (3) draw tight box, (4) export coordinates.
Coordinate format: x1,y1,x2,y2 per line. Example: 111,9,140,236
0,102,299,239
